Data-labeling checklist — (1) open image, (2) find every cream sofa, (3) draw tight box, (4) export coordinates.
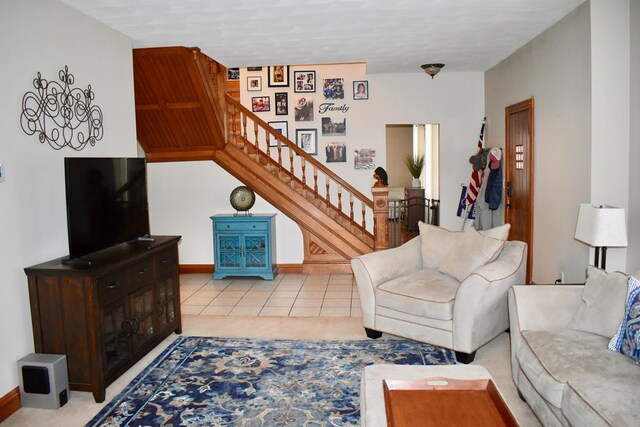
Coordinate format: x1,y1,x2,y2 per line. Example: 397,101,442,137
351,223,527,363
509,267,640,426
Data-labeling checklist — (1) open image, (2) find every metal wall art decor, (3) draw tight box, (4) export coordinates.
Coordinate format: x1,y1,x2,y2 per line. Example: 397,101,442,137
20,66,104,151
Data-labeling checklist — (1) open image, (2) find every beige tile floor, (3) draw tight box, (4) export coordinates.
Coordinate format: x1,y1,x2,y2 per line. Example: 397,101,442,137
180,273,362,318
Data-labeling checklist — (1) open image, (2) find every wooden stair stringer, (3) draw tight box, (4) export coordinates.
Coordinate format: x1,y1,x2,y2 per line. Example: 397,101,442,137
213,145,374,261
133,46,227,162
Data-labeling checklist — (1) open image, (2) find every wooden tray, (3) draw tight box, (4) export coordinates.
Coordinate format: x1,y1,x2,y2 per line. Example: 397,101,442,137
383,377,519,427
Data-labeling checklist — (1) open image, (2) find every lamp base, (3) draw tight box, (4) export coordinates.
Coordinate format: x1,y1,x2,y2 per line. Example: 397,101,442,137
593,246,607,270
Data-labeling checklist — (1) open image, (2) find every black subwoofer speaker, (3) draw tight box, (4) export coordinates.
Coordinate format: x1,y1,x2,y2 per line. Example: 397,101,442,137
17,354,69,409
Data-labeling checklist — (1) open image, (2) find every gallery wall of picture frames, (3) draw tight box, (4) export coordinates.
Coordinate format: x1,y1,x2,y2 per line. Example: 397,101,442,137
237,64,371,168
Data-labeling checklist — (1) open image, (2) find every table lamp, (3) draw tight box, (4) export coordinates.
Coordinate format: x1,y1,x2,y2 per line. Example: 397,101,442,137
574,204,627,270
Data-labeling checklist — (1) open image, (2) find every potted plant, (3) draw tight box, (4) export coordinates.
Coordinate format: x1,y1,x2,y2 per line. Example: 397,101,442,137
404,154,425,188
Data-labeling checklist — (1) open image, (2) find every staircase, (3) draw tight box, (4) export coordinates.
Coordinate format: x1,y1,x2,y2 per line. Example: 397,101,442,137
133,47,389,272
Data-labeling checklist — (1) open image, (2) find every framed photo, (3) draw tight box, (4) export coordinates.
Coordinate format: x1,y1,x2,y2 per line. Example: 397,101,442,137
227,68,240,80
353,80,369,100
326,142,346,163
275,92,288,115
354,148,376,169
322,78,345,99
321,117,346,136
247,66,263,72
296,129,317,155
251,96,270,112
247,76,262,91
268,65,290,87
268,121,288,147
294,70,316,93
294,96,314,121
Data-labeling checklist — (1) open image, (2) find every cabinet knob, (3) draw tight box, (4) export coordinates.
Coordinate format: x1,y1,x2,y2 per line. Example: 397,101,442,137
107,282,119,290
137,268,147,277
160,258,169,264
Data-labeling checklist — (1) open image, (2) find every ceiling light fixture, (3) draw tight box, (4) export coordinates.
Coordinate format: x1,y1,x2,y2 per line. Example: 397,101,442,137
421,63,445,79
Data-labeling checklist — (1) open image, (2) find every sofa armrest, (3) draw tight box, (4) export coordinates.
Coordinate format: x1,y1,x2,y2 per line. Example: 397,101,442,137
351,236,423,328
351,236,423,288
508,284,584,386
509,284,584,332
452,240,527,353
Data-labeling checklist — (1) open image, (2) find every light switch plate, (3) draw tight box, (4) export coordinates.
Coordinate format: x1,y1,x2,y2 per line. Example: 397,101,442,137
0,163,4,182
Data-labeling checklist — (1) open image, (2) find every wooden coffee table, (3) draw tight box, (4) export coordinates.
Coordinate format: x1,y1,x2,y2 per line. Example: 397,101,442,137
361,365,518,427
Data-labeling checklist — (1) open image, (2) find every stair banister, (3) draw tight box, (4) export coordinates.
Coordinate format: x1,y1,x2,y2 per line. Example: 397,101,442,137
225,95,375,237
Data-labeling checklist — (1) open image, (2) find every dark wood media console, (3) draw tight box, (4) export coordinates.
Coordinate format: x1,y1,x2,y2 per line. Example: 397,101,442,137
24,236,182,403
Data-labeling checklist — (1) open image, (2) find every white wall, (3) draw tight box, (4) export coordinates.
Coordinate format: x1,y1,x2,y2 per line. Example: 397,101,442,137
485,0,638,281
0,0,137,397
385,125,413,188
629,0,640,273
485,2,592,283
590,0,631,272
148,66,484,265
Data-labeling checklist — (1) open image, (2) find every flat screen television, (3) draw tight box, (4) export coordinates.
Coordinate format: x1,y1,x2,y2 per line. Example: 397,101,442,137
64,157,151,263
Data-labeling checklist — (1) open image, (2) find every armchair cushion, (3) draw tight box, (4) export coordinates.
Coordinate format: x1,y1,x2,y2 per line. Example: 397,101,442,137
438,227,505,282
418,223,461,267
377,268,460,320
478,223,510,240
568,266,628,338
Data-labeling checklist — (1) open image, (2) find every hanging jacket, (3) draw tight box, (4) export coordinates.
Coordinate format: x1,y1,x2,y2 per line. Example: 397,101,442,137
485,149,502,210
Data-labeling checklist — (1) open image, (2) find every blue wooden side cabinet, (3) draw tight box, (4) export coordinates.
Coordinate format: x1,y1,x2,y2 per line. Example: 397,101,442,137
211,214,277,280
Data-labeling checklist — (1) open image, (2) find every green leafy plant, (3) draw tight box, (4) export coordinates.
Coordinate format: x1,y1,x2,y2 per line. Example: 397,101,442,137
404,154,425,178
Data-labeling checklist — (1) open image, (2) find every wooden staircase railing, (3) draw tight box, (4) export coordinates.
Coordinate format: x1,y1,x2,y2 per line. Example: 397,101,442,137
134,46,389,270
225,95,376,243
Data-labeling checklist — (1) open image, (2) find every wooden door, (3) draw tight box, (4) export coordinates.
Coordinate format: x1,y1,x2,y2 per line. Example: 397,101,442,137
505,98,534,283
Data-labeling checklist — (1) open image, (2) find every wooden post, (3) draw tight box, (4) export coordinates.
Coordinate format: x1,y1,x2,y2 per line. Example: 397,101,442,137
372,184,389,251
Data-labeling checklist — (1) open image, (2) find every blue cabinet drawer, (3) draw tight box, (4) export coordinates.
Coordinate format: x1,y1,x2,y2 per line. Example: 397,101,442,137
214,221,268,232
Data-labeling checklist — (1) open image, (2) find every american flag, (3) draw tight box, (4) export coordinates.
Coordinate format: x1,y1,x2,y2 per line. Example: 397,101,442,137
465,120,486,206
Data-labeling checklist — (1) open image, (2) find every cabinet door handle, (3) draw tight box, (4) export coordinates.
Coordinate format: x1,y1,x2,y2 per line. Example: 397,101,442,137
137,268,147,277
107,282,119,290
121,319,134,336
160,257,169,264
157,300,165,315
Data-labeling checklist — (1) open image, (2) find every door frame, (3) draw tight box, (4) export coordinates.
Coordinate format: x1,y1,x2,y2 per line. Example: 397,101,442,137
504,98,534,283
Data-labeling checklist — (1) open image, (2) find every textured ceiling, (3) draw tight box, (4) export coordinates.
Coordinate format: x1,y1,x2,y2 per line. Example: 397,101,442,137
60,0,586,73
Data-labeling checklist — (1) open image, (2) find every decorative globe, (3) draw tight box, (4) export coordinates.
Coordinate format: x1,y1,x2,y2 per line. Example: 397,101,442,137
229,186,255,214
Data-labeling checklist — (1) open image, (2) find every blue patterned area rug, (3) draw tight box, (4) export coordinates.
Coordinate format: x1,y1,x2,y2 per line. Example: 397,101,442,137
87,336,455,426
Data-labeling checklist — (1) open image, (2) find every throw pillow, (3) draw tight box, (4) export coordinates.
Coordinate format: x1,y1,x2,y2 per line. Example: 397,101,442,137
418,222,461,268
608,275,640,363
478,223,511,241
567,266,628,338
437,227,505,282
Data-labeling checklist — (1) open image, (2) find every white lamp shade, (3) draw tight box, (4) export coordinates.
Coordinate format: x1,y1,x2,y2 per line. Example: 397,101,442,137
574,204,628,247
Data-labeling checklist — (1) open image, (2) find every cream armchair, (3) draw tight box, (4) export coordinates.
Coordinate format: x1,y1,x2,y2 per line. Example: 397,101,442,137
351,224,527,363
